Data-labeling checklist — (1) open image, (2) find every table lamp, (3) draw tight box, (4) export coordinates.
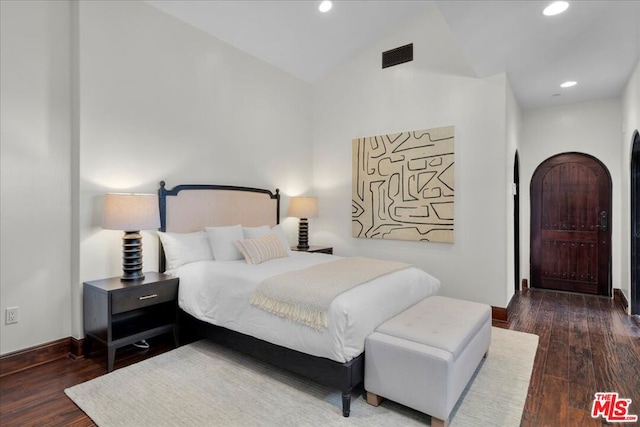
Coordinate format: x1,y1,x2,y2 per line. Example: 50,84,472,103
288,196,318,250
102,193,160,281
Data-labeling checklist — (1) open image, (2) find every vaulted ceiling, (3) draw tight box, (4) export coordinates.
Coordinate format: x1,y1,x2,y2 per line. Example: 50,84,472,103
147,1,640,110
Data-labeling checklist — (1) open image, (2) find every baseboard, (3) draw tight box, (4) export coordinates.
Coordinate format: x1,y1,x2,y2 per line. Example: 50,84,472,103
69,337,85,360
0,336,84,377
614,288,629,312
491,306,508,323
492,291,517,324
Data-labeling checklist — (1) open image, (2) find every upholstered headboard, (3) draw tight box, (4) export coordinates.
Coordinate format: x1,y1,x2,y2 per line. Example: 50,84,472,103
157,181,280,271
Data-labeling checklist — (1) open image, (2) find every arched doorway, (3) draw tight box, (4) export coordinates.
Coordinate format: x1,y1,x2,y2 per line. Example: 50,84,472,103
514,151,520,292
632,130,639,315
530,152,612,296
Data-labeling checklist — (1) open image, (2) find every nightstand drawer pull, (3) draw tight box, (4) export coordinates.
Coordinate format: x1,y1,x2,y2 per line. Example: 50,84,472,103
139,294,158,301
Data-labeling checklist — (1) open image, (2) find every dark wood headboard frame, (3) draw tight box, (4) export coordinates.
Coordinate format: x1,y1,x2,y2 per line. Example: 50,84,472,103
157,180,280,272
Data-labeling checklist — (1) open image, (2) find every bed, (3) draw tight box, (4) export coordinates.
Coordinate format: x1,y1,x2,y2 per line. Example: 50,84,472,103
157,181,441,417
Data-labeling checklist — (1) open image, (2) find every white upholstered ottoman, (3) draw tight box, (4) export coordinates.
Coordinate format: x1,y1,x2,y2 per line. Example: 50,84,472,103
364,296,491,427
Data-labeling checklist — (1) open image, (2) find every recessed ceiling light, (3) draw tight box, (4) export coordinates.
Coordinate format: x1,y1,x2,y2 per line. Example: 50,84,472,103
560,81,577,88
319,1,333,13
543,1,569,16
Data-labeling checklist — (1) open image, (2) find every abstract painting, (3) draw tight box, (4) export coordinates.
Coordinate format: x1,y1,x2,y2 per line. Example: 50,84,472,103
352,126,454,243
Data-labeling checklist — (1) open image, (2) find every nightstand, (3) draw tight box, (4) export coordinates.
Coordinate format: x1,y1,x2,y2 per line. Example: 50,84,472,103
291,245,333,255
83,272,179,372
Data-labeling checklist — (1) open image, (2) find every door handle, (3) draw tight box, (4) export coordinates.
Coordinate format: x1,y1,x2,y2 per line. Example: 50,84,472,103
596,211,608,232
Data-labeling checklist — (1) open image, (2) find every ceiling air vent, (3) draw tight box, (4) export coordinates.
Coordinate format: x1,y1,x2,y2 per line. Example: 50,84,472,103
382,43,413,69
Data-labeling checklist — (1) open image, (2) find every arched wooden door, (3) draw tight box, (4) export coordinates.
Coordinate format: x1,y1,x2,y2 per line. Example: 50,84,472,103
530,153,612,296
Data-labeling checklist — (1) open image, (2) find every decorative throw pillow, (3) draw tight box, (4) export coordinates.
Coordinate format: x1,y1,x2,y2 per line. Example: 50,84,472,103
205,224,244,261
157,231,213,271
235,233,289,265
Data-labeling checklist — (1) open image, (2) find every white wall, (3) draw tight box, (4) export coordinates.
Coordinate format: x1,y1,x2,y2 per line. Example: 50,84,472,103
506,79,523,302
311,3,513,308
520,99,623,295
0,0,312,351
620,61,640,308
0,0,73,354
73,0,312,338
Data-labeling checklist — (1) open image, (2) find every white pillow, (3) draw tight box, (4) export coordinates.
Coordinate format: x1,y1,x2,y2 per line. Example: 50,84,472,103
271,224,292,252
157,231,213,271
205,224,244,261
235,233,289,265
243,225,270,239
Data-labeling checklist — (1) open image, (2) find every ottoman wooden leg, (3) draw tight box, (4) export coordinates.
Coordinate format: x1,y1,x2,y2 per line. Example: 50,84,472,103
431,416,449,427
366,392,384,407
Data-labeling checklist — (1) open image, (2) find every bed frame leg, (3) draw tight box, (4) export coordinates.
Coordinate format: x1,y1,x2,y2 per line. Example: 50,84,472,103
341,392,351,417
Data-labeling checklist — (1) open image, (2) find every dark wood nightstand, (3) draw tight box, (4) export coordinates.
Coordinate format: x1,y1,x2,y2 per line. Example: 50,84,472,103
83,272,179,372
291,245,333,255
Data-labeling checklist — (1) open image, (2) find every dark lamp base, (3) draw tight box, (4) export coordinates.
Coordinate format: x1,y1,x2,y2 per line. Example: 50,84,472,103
121,271,145,282
297,218,310,251
120,230,145,282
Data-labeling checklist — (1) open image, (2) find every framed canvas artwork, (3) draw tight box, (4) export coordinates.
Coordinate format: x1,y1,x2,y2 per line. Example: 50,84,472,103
352,126,454,243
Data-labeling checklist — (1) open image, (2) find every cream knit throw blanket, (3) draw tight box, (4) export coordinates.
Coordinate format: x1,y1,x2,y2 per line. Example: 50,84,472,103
250,257,411,330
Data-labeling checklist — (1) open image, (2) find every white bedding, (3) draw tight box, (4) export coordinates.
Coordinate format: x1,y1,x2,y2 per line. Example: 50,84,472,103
175,252,440,363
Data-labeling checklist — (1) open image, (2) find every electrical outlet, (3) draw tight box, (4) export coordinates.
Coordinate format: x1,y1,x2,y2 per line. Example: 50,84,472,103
5,307,18,324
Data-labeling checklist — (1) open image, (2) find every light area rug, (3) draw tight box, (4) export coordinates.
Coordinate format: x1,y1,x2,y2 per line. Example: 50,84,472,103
65,327,538,427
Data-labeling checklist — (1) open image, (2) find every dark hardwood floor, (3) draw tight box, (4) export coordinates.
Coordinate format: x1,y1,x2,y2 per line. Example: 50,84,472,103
0,336,174,427
506,289,640,427
0,289,638,426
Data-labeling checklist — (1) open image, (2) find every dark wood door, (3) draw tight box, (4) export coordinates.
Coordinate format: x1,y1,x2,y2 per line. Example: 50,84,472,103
632,131,639,315
514,151,520,291
531,153,612,296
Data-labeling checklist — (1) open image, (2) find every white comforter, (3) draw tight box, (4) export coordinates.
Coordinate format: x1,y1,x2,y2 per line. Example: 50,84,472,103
175,252,440,363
